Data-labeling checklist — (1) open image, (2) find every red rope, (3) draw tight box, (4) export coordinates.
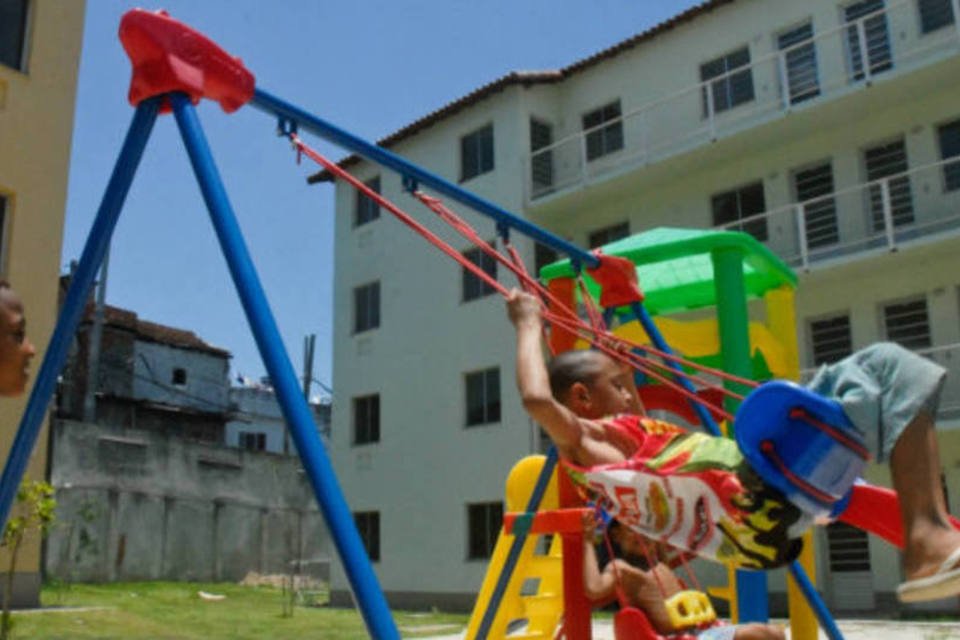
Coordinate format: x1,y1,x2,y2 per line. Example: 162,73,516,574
412,186,736,402
287,134,748,421
289,135,511,299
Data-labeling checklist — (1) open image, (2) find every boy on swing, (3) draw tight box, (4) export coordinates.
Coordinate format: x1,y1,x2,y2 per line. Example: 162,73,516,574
506,288,960,603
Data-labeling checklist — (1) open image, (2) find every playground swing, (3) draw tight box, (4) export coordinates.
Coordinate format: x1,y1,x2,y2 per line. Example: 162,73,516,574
288,131,876,638
2,9,955,640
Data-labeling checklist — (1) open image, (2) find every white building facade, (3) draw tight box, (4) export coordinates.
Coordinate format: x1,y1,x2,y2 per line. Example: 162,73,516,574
325,0,960,614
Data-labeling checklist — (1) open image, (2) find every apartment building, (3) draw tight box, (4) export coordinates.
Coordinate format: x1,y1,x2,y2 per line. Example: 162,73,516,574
322,0,960,614
0,0,86,607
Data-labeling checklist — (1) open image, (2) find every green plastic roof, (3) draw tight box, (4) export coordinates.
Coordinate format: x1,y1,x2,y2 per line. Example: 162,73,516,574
539,227,797,315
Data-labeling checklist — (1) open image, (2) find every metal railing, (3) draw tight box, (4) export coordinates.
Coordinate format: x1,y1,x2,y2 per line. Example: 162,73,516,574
715,155,960,269
800,341,960,422
525,0,960,201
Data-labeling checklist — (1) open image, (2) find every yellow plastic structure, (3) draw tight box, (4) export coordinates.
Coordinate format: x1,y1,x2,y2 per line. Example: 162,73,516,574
465,456,565,640
664,589,717,629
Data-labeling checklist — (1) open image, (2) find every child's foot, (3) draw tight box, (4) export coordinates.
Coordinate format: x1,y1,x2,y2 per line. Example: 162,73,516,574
897,545,960,602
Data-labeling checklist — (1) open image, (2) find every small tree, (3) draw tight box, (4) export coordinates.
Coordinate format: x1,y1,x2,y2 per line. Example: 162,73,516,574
0,481,56,640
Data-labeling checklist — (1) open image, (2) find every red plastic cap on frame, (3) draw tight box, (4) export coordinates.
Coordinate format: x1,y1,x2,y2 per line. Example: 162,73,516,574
119,9,255,114
587,251,645,309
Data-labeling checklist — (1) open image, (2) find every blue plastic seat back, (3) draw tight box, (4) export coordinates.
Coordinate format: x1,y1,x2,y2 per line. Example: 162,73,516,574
734,381,867,517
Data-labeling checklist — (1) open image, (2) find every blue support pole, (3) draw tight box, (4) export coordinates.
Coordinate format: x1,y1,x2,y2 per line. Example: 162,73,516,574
475,446,559,640
630,302,721,437
788,561,845,640
0,99,161,532
170,93,399,640
249,89,597,271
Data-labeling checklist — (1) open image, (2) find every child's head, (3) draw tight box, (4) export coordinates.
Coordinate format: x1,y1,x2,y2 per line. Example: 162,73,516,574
0,282,34,397
547,349,640,418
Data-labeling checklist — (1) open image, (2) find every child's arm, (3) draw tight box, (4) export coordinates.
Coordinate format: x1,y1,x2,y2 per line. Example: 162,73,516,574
581,512,617,603
506,289,585,454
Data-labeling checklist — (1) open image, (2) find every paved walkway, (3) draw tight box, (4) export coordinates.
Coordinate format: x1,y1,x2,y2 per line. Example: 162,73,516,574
416,619,960,639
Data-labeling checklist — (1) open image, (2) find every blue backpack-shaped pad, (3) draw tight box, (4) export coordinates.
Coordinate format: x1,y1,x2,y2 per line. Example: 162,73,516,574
734,381,868,517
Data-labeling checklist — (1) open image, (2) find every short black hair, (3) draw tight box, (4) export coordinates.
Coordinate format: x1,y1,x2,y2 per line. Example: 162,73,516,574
547,349,609,401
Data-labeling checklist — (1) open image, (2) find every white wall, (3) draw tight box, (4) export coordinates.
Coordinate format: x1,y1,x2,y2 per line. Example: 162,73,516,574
328,0,960,612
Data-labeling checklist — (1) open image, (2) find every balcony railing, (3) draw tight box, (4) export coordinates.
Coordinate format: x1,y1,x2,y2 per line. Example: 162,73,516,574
801,341,960,423
525,0,960,201
715,155,960,270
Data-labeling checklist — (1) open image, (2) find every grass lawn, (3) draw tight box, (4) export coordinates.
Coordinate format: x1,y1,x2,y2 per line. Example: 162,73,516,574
10,581,468,639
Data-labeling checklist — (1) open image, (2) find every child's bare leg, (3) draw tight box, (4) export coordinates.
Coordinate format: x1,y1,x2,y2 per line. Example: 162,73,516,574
889,410,960,580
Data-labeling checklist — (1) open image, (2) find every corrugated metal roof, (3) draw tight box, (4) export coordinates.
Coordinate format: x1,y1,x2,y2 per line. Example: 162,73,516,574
307,0,735,183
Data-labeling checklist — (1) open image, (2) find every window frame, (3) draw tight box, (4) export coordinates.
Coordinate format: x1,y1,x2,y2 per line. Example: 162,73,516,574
776,21,820,105
239,432,267,452
353,511,381,562
710,181,768,242
352,393,381,446
0,0,30,73
581,100,624,162
843,0,893,82
792,160,839,249
460,124,495,182
936,118,960,192
700,46,755,117
808,312,853,366
863,137,913,232
466,501,503,560
464,366,501,427
171,367,188,387
461,243,498,303
353,281,381,334
587,221,630,249
918,0,956,34
354,176,381,227
881,296,931,350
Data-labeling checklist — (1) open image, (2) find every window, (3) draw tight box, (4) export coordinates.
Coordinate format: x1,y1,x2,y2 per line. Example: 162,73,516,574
883,297,931,350
0,0,29,71
530,119,554,194
354,511,380,562
937,119,960,191
919,0,955,33
778,22,820,105
700,47,755,117
354,176,380,227
353,281,380,334
239,432,266,452
534,244,559,277
460,124,494,182
0,194,6,268
465,367,500,426
588,221,630,249
352,394,380,445
826,522,871,572
864,139,913,232
467,501,503,560
711,182,768,241
810,314,852,365
462,244,497,302
793,162,838,249
582,101,624,161
844,0,892,82
171,367,187,386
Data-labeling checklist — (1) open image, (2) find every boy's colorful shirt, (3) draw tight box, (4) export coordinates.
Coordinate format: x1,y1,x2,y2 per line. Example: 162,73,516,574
565,415,808,569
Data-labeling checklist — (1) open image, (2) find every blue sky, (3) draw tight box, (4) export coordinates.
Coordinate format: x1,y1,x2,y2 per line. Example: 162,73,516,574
64,0,702,395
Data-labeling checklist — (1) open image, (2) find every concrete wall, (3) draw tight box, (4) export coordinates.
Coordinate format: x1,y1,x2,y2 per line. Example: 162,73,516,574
46,419,330,584
132,342,230,413
225,386,331,455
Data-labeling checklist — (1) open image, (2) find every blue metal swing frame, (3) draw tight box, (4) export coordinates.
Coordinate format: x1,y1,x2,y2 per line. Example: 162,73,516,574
0,68,845,640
